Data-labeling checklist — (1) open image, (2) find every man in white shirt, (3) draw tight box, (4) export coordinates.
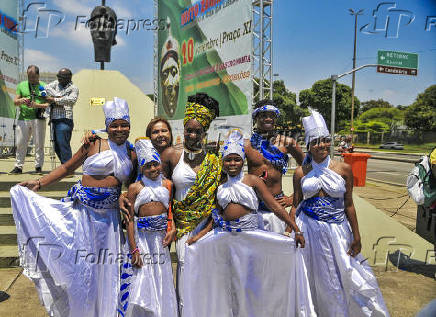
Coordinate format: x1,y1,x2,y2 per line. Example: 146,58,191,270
45,68,79,164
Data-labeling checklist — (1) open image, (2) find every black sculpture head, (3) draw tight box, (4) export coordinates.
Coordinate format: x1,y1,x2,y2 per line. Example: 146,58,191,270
160,18,180,118
89,6,117,63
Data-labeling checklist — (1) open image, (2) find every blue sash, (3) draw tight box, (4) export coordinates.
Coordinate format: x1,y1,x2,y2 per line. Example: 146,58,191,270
136,214,168,231
61,181,120,209
300,196,345,223
250,132,289,175
212,209,259,232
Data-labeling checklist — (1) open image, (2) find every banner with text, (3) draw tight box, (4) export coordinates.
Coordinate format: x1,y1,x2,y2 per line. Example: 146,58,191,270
157,0,253,139
0,1,18,146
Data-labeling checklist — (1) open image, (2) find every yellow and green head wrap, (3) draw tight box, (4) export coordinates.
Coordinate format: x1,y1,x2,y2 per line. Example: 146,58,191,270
183,102,217,131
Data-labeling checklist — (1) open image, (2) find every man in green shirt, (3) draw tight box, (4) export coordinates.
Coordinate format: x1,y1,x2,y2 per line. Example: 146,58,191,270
9,65,49,174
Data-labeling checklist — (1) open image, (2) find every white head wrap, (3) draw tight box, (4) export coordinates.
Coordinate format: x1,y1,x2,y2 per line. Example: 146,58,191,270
222,129,245,159
103,97,130,128
135,138,161,166
302,110,330,147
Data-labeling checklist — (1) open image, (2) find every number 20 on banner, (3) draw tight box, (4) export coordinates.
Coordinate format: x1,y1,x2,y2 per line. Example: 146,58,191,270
182,38,194,65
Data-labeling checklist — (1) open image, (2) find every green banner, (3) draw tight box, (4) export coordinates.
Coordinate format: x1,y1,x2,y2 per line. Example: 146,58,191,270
0,1,19,146
158,0,252,131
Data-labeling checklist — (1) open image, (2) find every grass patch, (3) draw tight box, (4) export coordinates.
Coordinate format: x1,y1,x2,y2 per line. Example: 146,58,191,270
354,143,435,154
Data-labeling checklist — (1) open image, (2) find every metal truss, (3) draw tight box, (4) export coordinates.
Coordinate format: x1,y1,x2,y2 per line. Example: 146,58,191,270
252,0,273,102
18,0,25,81
153,0,159,116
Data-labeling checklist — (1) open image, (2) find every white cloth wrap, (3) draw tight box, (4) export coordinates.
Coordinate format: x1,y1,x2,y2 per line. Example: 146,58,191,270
296,212,389,317
302,110,330,147
135,138,161,166
296,156,389,316
10,185,123,317
134,176,170,213
183,230,316,316
118,215,178,317
82,140,132,185
217,173,258,211
175,217,210,316
103,97,130,127
301,156,345,201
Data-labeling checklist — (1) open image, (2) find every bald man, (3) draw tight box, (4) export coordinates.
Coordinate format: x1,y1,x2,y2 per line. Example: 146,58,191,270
45,68,79,164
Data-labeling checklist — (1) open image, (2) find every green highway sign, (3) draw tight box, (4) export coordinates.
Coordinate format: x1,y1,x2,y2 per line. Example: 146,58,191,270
377,50,418,69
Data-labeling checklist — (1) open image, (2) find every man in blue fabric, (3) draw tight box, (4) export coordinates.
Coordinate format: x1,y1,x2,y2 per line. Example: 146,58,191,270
244,99,304,233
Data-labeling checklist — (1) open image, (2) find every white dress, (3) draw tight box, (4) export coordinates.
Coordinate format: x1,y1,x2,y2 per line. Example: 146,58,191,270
183,172,316,317
117,175,178,317
171,151,209,315
296,156,389,317
10,140,132,317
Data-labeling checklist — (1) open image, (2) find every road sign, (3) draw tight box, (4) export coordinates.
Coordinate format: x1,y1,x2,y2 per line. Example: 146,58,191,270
377,50,418,76
377,65,418,76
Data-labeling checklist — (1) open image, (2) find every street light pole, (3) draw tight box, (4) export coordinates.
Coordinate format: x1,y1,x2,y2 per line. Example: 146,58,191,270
349,9,363,143
330,64,377,159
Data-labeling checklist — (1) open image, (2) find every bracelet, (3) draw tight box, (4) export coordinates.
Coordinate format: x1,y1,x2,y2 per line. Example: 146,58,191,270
37,178,42,189
295,232,304,236
130,247,140,255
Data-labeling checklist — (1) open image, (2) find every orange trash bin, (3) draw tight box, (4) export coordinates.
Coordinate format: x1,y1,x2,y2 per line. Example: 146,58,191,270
341,153,371,187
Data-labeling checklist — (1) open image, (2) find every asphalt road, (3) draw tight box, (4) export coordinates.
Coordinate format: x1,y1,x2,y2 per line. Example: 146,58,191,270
366,158,414,186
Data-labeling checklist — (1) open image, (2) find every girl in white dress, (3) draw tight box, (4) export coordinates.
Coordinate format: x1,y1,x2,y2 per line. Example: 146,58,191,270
291,110,389,317
183,130,315,317
118,138,177,317
10,97,136,317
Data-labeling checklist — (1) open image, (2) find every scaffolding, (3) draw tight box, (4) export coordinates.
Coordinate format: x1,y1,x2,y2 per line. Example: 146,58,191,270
252,0,273,102
17,0,24,81
153,0,158,116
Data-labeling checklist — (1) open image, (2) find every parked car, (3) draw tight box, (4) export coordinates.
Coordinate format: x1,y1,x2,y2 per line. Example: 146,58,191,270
379,142,404,150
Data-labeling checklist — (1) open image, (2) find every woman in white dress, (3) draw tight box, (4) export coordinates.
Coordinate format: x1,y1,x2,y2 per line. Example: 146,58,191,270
117,138,177,317
182,130,315,317
10,97,135,317
291,110,389,317
159,93,222,315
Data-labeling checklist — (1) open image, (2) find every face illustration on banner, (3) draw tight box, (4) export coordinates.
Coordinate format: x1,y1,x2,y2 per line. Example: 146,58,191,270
160,17,180,118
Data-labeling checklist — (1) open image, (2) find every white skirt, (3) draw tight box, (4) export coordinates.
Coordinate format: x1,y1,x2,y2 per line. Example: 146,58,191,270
182,229,316,317
259,211,287,233
296,212,390,317
10,185,122,317
118,226,178,317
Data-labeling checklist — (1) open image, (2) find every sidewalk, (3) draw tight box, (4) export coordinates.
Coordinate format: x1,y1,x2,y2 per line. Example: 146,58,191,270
0,158,434,316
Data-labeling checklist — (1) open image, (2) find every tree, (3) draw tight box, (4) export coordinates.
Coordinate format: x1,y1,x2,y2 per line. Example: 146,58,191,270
359,99,392,114
272,80,309,130
359,107,404,128
405,85,436,131
298,78,360,131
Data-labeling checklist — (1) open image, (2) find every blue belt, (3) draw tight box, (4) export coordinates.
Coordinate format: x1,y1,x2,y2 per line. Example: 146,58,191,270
300,196,345,223
136,214,168,231
61,181,120,209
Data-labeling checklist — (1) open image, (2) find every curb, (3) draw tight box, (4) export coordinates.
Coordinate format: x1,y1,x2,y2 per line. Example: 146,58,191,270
368,156,417,164
334,154,417,164
367,177,405,187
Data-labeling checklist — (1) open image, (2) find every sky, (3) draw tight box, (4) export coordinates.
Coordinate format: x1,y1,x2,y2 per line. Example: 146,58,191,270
23,0,435,107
